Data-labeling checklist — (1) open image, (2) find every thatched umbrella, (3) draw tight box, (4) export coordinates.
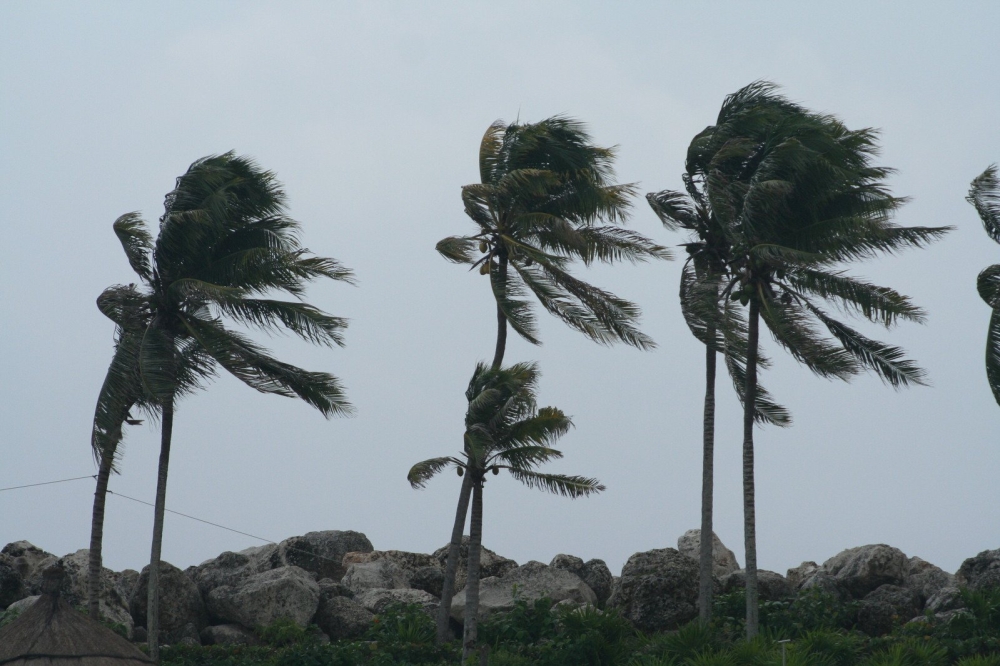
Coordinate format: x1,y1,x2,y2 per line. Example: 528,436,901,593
0,563,153,666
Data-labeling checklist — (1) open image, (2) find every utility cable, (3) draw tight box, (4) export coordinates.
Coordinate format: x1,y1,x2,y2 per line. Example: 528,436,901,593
0,475,96,492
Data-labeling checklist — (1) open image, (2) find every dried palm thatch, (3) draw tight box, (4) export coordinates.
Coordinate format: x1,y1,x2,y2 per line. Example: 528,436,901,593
0,564,152,666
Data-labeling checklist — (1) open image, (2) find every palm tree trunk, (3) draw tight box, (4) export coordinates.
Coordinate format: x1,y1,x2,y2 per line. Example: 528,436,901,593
491,255,508,370
743,299,760,638
698,339,717,624
462,478,484,662
88,450,115,620
147,394,174,660
436,470,473,644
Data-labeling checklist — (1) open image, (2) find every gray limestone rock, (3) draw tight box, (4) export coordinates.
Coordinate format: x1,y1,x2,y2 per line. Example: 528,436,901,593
822,544,908,599
129,561,207,643
200,623,261,646
956,549,1000,592
720,569,794,601
451,560,596,623
314,595,374,640
549,554,613,607
433,538,517,592
607,548,699,632
676,530,740,578
206,565,320,629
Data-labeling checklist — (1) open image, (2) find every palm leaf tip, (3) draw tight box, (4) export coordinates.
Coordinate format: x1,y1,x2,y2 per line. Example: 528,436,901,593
407,457,456,489
969,164,1000,244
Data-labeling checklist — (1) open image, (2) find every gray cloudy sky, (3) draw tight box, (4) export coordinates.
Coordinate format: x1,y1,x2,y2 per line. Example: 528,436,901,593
1,2,998,579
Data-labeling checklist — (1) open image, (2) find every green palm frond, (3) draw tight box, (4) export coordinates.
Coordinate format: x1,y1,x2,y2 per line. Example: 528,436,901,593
503,469,605,498
491,444,564,470
216,298,348,347
576,226,672,264
678,262,725,351
138,321,178,404
977,265,1000,308
788,269,925,326
646,189,701,232
436,235,479,264
113,213,154,283
969,165,1000,243
724,351,792,426
180,312,352,418
408,456,462,489
96,284,151,329
491,267,541,345
758,293,857,380
807,304,928,388
986,308,1000,407
92,328,146,471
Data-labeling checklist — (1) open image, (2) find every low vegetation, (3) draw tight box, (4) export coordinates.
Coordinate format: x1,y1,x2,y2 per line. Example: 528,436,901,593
153,588,1000,666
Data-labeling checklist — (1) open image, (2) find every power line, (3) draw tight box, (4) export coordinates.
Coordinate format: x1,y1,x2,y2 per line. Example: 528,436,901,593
0,475,96,492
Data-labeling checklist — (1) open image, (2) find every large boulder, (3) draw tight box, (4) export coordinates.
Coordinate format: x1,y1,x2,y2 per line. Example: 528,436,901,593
355,588,440,616
549,555,613,607
607,548,699,632
903,557,954,607
856,584,921,636
342,560,409,595
48,550,135,636
433,538,517,592
129,561,207,643
314,594,374,640
799,571,850,601
187,551,258,598
262,531,373,582
0,557,25,609
676,530,740,578
822,545,908,599
786,562,819,589
957,549,1000,592
206,565,320,629
1,542,55,581
451,561,596,623
720,569,794,601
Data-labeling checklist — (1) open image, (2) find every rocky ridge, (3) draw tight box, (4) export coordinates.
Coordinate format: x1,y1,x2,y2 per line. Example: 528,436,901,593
0,529,995,645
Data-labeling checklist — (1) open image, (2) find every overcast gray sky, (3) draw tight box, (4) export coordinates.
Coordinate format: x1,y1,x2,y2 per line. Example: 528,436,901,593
1,2,998,579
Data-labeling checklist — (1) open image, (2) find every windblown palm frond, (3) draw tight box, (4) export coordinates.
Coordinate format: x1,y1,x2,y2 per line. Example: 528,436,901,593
969,165,1000,243
969,165,1000,406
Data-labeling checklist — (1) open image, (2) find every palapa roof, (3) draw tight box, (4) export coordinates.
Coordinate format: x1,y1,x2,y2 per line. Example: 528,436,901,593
0,564,153,666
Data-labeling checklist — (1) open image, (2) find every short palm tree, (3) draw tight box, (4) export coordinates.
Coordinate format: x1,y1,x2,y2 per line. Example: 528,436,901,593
408,362,603,660
432,116,667,640
968,165,1000,405
698,82,950,636
98,153,353,657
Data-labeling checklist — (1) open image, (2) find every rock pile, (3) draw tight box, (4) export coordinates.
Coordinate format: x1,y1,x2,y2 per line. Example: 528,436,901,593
1,528,997,644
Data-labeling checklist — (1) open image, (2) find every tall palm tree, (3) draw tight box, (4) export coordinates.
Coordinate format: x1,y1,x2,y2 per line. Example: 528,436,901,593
968,165,1000,405
698,82,950,637
408,362,603,661
100,153,354,658
432,116,668,641
647,166,790,624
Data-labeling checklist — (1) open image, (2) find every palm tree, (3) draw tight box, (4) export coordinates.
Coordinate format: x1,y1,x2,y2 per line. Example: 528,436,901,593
432,116,668,640
408,362,604,661
968,165,1000,405
99,154,354,658
697,82,950,637
647,166,790,624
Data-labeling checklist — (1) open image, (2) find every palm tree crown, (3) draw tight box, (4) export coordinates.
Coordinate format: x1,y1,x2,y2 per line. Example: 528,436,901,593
436,116,670,361
968,164,1000,405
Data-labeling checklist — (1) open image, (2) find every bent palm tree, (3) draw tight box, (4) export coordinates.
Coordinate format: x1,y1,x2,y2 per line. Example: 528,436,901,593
968,165,1000,405
100,154,353,658
699,82,950,637
408,362,603,661
432,116,667,641
647,164,790,624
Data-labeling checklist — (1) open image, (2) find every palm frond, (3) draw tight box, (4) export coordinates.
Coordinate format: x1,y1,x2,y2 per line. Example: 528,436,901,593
504,469,605,498
986,308,1000,407
978,265,1000,308
576,226,672,264
408,456,461,489
723,352,792,426
96,284,151,329
758,293,858,380
969,165,1000,244
92,328,146,471
787,269,925,326
679,262,726,350
501,406,573,448
216,298,348,347
479,120,506,184
113,213,154,283
646,189,700,232
436,235,478,264
491,265,541,345
490,444,564,470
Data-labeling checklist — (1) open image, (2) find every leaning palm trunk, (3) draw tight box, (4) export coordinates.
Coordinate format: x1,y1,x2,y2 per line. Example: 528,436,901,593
437,471,474,643
491,255,509,370
147,395,174,660
742,301,760,638
462,479,484,662
698,339,717,624
87,450,114,620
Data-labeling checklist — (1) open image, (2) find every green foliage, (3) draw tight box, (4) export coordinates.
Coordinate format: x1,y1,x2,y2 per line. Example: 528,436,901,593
0,607,21,628
364,603,455,664
256,617,310,647
713,587,858,638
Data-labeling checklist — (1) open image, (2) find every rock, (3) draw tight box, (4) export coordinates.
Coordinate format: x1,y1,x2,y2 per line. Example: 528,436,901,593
433,538,517,592
263,531,374,582
172,623,202,645
865,584,920,619
177,636,201,647
926,585,964,613
676,530,740,578
607,548,699,632
206,565,320,629
132,626,147,644
957,549,1000,591
129,561,207,643
822,545,908,599
1,541,55,581
187,551,257,597
3,595,39,615
786,562,819,589
200,624,261,646
856,585,920,637
903,557,954,607
314,594,374,640
720,569,794,601
356,588,440,615
452,560,596,623
409,566,445,598
549,555,613,607
317,578,354,598
342,560,409,595
51,550,134,637
0,557,25,609
799,571,850,601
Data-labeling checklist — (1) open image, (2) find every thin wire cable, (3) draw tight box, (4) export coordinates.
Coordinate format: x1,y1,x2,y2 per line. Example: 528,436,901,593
0,475,96,492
